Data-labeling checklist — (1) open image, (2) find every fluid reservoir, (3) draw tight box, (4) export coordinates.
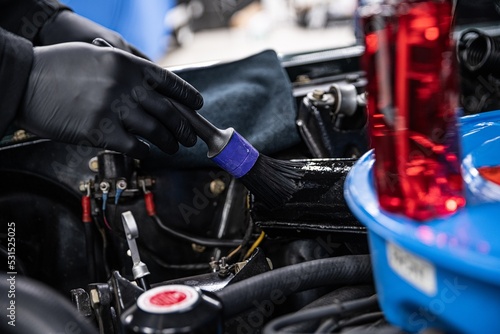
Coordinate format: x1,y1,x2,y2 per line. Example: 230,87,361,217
121,284,223,334
359,0,465,221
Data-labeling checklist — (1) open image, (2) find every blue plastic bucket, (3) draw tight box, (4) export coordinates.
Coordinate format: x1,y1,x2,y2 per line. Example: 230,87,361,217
344,110,500,333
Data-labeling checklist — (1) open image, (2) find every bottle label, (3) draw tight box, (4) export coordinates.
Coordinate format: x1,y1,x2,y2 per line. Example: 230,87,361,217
387,242,437,296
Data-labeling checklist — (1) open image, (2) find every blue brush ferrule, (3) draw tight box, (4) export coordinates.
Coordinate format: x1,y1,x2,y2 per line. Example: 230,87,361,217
211,131,259,178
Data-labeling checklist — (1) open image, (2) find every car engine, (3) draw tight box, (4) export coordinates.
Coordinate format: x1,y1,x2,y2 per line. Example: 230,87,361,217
1,2,500,333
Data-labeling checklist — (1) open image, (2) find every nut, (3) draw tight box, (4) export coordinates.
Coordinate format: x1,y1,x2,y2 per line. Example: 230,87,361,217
210,179,226,196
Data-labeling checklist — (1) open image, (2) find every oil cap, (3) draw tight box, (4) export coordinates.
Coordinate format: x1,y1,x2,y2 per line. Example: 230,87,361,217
137,285,199,314
121,285,222,334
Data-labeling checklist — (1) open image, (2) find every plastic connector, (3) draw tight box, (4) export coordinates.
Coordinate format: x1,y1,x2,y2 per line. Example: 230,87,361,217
144,192,156,216
82,196,92,223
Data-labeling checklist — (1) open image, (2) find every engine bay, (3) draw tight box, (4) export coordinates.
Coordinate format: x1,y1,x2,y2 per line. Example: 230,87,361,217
1,3,500,332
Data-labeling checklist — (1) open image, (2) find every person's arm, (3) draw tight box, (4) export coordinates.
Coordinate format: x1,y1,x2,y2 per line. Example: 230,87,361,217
0,0,67,42
1,36,203,158
0,27,33,136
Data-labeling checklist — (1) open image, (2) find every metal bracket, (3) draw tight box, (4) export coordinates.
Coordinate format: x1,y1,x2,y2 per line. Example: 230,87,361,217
121,211,150,280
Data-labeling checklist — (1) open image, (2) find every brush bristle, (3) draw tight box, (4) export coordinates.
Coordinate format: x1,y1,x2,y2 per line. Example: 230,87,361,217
240,154,304,209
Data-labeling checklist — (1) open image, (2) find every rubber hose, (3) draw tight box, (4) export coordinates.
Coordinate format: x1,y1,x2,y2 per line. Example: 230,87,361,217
458,29,500,75
0,274,98,334
215,254,372,318
341,325,406,334
285,285,376,333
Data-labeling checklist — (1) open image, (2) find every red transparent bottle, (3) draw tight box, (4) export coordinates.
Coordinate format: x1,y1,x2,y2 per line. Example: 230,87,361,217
360,0,465,221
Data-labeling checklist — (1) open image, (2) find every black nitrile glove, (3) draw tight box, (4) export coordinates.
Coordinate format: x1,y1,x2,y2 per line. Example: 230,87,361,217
17,42,203,159
37,10,149,59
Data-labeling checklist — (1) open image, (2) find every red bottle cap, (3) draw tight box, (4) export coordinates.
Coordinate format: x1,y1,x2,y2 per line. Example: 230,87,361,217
137,285,200,314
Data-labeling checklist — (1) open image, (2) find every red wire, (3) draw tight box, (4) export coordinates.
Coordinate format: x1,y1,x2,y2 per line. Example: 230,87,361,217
103,211,112,230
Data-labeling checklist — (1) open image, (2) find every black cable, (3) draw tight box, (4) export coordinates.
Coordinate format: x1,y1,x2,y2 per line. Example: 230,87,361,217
286,285,376,333
217,206,257,263
315,311,384,333
341,311,384,328
216,255,372,318
152,214,243,248
263,295,378,334
314,318,338,334
83,223,96,282
234,214,255,262
92,216,111,279
140,245,211,270
154,262,211,270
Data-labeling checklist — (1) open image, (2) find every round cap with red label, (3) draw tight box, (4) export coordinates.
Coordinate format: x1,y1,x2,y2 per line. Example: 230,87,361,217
137,285,200,314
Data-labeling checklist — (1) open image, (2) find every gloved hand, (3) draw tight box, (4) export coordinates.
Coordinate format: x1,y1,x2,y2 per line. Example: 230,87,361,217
16,42,203,159
37,10,149,59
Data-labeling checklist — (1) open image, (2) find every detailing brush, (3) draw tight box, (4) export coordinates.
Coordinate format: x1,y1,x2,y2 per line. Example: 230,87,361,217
172,101,304,208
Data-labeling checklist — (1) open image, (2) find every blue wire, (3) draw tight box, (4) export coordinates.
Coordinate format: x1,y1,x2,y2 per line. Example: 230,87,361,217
115,188,124,205
102,192,108,212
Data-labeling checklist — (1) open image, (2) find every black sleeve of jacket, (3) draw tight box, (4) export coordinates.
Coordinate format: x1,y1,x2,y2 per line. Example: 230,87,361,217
0,0,70,42
0,27,34,136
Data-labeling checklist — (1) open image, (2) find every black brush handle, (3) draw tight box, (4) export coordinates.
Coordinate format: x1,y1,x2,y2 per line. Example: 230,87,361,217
172,100,233,156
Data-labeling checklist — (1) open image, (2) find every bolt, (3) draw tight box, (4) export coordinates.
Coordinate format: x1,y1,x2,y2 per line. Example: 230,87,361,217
88,157,99,173
312,89,325,100
99,181,110,193
116,180,127,190
218,257,230,278
79,182,86,192
210,179,226,196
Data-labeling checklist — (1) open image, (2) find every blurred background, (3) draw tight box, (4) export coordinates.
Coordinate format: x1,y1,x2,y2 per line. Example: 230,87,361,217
60,0,358,66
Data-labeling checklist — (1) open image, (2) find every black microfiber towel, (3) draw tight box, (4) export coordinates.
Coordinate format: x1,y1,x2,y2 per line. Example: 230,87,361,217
145,49,301,169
